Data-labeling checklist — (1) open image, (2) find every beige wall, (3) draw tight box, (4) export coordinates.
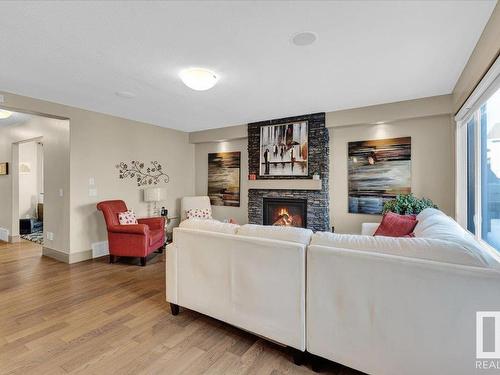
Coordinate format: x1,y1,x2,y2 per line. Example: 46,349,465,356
1,91,195,262
0,114,69,252
71,115,195,256
453,2,500,112
192,96,455,234
330,115,455,233
194,139,248,224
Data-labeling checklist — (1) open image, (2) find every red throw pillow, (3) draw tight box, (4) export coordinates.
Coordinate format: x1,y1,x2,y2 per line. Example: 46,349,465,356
374,212,418,237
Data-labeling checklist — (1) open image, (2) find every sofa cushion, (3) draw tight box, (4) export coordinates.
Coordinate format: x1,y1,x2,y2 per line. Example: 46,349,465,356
413,208,500,268
311,231,488,267
415,207,446,222
414,209,464,241
179,218,239,235
374,212,418,237
237,224,313,245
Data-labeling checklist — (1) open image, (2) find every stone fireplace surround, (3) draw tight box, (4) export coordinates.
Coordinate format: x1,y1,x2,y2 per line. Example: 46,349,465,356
247,112,330,232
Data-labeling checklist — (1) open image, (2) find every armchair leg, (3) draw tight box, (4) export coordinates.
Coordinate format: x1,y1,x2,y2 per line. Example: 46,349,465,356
109,255,116,264
170,303,179,316
140,257,147,267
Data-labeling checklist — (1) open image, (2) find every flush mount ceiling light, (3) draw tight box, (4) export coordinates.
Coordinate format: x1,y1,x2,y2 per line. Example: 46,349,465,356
0,109,12,119
115,91,136,99
291,31,317,46
179,68,218,91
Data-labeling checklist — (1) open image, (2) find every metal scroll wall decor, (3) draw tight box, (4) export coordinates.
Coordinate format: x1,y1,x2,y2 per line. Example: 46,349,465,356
116,161,170,187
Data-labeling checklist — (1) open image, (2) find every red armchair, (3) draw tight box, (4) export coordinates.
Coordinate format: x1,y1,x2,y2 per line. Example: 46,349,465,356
97,200,165,266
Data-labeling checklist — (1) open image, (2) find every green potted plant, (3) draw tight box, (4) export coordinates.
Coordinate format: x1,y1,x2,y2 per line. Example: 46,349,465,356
383,193,438,215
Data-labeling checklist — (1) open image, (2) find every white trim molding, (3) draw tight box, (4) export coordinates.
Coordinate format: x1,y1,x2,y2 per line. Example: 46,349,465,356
455,54,500,122
454,53,500,253
42,247,93,264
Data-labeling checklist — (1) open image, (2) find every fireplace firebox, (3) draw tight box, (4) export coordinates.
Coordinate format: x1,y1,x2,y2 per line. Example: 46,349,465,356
263,198,307,228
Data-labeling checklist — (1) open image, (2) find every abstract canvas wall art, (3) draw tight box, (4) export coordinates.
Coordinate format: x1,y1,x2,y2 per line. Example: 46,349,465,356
348,137,411,214
259,121,308,176
208,151,241,207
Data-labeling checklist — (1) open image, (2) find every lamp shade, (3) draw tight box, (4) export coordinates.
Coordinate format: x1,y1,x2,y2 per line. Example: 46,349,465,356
144,187,166,202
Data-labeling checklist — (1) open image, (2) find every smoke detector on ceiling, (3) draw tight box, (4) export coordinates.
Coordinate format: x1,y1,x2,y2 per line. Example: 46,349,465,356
291,31,318,46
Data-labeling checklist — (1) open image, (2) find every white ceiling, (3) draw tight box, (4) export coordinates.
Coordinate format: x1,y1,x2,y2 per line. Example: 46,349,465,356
0,1,495,132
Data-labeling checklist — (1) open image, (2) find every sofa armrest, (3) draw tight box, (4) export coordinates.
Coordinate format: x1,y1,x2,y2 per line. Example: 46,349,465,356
361,222,379,236
108,224,148,235
138,217,165,230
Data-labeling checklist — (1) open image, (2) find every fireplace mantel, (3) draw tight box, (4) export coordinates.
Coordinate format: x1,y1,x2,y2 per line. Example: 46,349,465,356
247,179,322,191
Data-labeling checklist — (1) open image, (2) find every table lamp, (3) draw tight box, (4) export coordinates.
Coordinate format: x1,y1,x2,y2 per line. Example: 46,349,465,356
144,187,166,216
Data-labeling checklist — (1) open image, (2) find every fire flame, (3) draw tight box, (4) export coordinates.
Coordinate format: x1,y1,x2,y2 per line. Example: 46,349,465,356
278,208,290,217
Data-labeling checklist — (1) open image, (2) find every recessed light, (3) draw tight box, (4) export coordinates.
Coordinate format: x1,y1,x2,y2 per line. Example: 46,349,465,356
0,109,12,119
115,91,136,99
291,31,317,46
179,68,218,91
374,121,386,125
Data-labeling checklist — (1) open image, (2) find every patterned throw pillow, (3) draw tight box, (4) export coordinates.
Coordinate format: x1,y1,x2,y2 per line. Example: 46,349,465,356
186,208,212,220
118,210,138,225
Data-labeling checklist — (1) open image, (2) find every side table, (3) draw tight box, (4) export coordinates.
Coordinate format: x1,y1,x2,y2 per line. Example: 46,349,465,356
164,216,179,244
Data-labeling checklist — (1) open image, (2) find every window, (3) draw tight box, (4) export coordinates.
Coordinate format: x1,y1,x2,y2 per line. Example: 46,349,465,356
480,91,500,250
457,79,500,252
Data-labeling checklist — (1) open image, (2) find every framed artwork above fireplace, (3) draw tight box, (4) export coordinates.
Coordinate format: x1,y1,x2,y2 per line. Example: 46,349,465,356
259,121,308,177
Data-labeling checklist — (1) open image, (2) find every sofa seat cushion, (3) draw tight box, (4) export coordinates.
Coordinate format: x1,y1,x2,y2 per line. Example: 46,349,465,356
179,218,239,235
237,224,313,245
149,229,164,245
311,231,488,267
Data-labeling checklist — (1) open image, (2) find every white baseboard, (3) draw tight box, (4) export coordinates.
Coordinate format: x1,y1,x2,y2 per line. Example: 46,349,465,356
69,249,92,264
9,235,20,243
0,227,9,242
42,247,93,264
43,247,69,263
91,240,109,258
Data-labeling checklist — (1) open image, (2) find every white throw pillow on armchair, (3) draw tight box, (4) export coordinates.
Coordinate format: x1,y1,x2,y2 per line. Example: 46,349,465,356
185,208,212,220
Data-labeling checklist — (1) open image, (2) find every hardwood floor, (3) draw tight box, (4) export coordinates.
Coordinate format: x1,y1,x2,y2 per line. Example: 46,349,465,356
0,240,362,375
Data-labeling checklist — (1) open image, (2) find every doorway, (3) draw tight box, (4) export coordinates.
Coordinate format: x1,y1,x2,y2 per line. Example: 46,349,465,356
0,107,69,253
17,139,44,244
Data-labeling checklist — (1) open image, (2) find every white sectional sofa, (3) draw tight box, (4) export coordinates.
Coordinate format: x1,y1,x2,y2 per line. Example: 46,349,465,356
166,208,500,374
166,221,312,361
308,208,500,375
